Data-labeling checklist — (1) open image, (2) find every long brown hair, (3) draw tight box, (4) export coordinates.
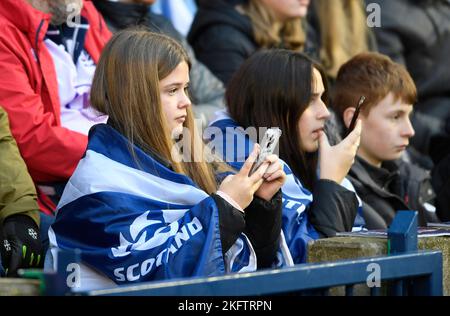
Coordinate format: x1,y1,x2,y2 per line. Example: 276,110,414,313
90,29,222,194
226,49,329,190
238,0,305,51
313,0,370,79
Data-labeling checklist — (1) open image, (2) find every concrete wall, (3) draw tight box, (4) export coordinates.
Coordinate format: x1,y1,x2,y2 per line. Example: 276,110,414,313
0,279,40,296
307,236,449,295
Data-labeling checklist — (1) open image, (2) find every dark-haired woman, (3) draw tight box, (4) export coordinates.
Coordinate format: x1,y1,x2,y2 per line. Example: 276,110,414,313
208,49,365,263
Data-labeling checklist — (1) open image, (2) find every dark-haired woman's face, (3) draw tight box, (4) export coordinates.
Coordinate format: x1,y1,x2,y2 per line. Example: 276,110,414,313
298,68,330,152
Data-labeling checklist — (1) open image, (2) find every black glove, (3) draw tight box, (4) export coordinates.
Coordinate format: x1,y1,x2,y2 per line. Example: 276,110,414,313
0,214,43,277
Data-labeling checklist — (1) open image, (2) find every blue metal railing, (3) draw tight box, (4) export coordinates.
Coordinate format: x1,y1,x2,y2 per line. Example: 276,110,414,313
43,211,444,296
79,251,442,296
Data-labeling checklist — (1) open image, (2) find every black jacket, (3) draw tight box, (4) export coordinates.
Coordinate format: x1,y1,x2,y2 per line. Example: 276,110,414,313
348,156,437,229
188,0,319,85
188,0,256,85
308,179,359,237
213,191,282,269
188,0,318,85
93,0,226,125
368,0,450,154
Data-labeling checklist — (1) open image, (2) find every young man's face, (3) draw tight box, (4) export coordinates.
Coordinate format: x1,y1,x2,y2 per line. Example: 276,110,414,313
357,92,415,167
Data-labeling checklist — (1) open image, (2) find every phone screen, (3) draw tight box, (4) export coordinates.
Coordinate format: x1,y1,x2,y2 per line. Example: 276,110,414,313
249,128,282,175
345,96,365,137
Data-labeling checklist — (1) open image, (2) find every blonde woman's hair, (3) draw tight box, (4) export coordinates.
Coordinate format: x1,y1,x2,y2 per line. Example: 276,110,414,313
91,29,227,194
314,0,370,79
239,0,305,51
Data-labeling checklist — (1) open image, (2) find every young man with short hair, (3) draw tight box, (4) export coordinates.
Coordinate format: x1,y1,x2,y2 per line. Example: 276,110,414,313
333,52,440,229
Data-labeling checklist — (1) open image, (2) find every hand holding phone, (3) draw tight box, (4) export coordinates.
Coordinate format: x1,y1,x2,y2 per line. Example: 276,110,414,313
345,96,365,137
249,128,282,176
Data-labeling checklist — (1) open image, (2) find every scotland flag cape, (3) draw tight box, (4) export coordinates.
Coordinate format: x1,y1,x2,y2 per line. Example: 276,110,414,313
48,124,291,288
207,112,366,263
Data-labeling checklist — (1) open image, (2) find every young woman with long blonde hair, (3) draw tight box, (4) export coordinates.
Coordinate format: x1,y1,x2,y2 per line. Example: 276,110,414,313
46,30,291,291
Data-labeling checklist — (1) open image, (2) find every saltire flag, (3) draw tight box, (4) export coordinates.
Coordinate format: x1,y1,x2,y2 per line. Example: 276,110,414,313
47,124,291,290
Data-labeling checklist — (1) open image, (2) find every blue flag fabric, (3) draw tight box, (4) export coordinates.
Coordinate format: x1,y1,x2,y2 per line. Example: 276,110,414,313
48,124,266,287
207,113,365,263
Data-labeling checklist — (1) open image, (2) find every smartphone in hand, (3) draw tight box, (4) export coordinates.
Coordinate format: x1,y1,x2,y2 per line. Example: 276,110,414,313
249,128,282,176
345,96,365,137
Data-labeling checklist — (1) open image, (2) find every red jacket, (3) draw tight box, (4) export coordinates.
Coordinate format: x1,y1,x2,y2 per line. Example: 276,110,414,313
0,0,111,183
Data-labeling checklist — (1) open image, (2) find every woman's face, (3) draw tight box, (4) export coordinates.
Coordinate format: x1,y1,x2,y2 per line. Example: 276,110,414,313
357,92,415,167
260,0,310,21
297,68,330,152
159,61,191,138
